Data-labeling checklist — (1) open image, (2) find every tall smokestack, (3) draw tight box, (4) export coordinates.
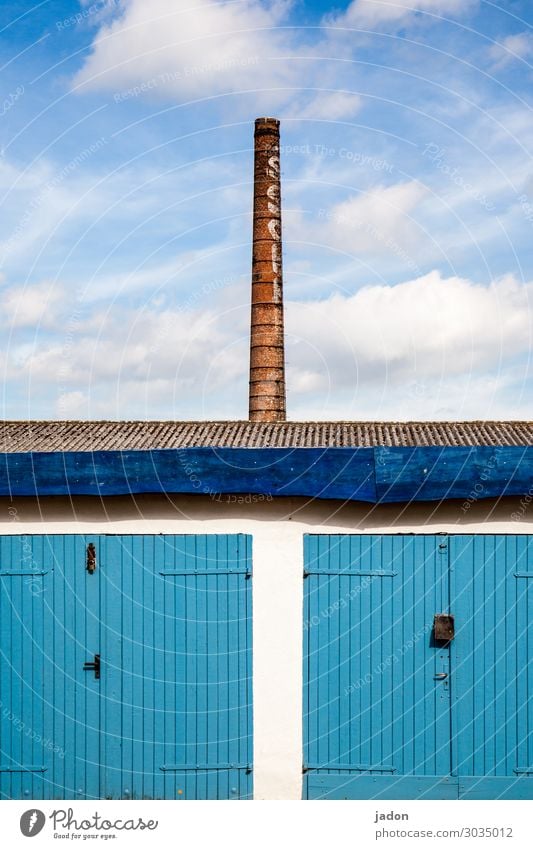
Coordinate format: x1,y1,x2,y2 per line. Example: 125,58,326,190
248,117,286,422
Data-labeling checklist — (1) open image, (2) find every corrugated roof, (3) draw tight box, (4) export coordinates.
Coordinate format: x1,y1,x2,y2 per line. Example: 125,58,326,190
0,420,530,452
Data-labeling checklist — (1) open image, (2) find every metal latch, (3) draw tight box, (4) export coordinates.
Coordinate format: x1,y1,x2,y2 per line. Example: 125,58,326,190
83,654,100,679
86,543,96,574
433,613,454,642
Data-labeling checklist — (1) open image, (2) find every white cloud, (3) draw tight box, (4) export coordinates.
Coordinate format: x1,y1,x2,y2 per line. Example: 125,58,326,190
292,91,363,120
74,0,302,101
330,0,477,28
286,271,532,396
57,390,88,417
489,32,533,69
1,282,66,329
73,0,367,120
287,181,427,260
6,269,532,420
288,371,529,420
15,296,250,418
22,306,224,383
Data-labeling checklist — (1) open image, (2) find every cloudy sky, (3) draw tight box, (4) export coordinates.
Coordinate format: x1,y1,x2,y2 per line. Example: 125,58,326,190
0,0,531,420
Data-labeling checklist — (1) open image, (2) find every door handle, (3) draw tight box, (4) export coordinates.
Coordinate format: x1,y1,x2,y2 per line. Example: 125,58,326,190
83,654,100,679
433,672,448,680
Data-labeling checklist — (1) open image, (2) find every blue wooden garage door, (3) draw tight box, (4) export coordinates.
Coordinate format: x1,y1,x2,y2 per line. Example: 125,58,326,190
0,534,252,800
303,534,533,800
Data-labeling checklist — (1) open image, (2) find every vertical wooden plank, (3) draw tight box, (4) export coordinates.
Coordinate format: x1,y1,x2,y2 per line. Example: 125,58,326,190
358,536,371,770
0,539,11,798
130,535,144,799
120,536,133,798
412,535,426,775
391,535,405,778
198,534,210,799
101,535,123,799
152,536,166,800
523,536,532,777
85,534,101,800
485,537,496,775
142,534,155,799
232,535,243,793
380,534,394,771
42,537,56,801
53,535,68,799
216,535,229,799
11,541,23,799
503,536,518,779
493,537,508,776
451,534,474,778
244,533,253,799
338,537,352,768
516,537,529,776
303,535,316,777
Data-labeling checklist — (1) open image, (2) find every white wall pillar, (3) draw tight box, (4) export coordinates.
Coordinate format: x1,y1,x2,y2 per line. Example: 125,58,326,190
252,525,303,800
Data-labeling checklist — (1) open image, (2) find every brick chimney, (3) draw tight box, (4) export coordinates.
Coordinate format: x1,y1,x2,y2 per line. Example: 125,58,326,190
248,117,287,422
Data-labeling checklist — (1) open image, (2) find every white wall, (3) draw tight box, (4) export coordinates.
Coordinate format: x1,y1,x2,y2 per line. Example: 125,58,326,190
1,493,532,800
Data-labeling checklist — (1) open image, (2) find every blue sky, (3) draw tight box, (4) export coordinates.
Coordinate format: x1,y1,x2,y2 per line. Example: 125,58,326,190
0,0,532,420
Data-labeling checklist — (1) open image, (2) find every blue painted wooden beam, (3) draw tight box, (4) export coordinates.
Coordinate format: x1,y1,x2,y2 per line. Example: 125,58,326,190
0,445,530,503
374,445,533,502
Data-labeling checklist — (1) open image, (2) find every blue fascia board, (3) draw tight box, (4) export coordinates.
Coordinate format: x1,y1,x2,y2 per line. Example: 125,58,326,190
0,445,530,503
374,445,532,502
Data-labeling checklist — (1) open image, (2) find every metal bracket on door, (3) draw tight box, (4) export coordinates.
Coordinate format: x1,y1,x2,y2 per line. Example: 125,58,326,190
160,763,252,773
86,543,96,574
433,613,455,641
83,654,100,679
303,762,396,773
